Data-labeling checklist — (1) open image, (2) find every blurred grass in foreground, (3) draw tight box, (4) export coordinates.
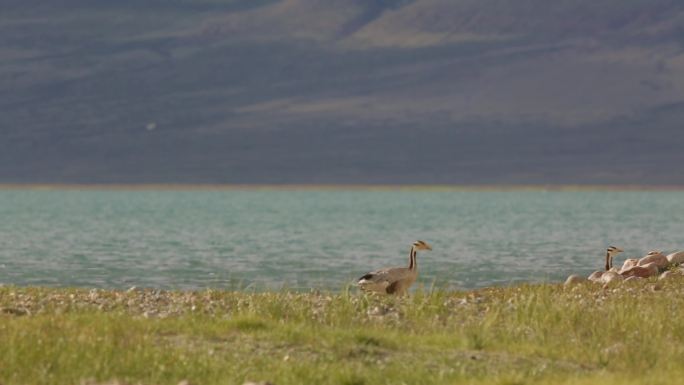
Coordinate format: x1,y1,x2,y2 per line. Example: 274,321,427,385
1,280,684,385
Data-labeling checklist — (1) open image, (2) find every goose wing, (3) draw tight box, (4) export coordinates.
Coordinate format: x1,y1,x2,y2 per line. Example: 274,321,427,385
357,267,411,292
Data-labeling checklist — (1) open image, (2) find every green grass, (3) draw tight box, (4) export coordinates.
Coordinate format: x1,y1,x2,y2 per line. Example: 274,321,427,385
2,280,684,385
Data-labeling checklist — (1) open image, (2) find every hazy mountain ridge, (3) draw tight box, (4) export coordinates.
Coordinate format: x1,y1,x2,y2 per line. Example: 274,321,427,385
1,0,683,184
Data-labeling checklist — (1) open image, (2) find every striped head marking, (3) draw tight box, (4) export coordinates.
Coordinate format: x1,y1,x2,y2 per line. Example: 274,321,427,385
607,246,623,256
605,246,623,271
413,240,432,251
646,250,662,256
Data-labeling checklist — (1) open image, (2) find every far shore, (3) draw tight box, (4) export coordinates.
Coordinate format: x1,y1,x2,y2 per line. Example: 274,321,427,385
1,183,684,191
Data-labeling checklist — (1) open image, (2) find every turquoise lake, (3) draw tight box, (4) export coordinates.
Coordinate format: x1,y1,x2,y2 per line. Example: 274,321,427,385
0,189,682,290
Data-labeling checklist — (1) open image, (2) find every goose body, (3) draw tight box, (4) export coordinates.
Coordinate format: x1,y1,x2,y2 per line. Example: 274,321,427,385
357,240,432,295
620,262,659,278
666,250,684,265
619,258,639,273
637,250,668,269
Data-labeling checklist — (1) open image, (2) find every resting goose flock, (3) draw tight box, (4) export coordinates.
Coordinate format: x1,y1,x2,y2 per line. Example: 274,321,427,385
569,247,684,287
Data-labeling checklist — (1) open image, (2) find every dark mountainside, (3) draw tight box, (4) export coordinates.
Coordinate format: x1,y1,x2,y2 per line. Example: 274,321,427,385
1,0,683,184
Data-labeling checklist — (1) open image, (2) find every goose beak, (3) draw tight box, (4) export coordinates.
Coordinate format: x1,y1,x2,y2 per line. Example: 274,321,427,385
426,245,433,251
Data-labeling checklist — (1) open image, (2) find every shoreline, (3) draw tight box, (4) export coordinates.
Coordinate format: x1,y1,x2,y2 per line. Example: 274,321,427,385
2,281,683,385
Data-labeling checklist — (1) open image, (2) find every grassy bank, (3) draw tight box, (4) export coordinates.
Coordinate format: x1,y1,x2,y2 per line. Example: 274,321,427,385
2,280,684,385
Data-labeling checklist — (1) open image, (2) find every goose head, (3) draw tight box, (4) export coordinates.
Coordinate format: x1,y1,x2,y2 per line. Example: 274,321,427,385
413,240,432,251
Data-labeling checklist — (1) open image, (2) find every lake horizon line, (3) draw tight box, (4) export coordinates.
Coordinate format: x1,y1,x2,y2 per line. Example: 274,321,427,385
1,183,684,192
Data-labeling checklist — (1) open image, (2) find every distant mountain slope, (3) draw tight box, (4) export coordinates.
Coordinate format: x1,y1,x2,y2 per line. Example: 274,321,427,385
1,0,683,184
